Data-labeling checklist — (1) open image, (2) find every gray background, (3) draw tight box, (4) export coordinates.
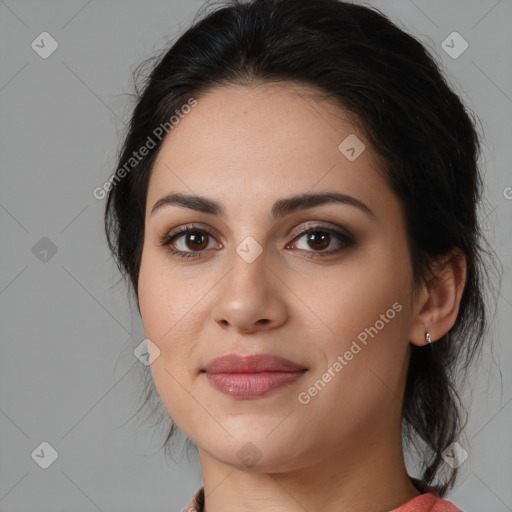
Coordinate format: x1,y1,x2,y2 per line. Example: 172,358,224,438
0,1,511,511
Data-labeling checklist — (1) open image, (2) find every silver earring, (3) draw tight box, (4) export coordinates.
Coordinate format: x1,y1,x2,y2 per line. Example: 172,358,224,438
425,332,432,344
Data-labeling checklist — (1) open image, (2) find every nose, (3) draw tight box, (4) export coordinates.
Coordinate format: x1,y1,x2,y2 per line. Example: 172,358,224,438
211,246,288,334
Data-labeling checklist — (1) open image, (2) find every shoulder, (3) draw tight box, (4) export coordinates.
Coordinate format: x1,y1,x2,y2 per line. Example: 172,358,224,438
183,487,464,512
390,492,463,512
183,487,204,512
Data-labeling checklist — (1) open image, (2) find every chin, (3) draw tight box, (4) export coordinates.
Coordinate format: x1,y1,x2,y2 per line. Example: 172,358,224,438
196,431,311,473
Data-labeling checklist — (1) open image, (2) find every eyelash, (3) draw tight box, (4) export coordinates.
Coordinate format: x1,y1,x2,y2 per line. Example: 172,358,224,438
159,224,355,260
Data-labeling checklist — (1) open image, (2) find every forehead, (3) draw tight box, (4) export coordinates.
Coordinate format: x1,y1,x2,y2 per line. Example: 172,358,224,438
157,81,359,152
146,82,393,220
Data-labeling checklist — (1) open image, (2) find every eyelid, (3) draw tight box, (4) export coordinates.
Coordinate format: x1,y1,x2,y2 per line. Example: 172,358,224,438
161,220,353,244
287,220,354,240
162,222,222,242
160,220,355,260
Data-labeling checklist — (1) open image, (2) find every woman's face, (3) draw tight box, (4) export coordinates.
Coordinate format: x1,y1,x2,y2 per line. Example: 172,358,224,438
138,83,420,472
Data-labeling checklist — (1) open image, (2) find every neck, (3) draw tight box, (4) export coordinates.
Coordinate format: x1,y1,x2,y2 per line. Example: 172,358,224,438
198,430,422,512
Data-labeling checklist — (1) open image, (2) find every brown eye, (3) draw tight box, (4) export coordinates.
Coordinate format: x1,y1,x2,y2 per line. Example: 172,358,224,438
305,231,331,251
289,227,354,257
160,224,354,261
160,227,217,259
182,231,209,251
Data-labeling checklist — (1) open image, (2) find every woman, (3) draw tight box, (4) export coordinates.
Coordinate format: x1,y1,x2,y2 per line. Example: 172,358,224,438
104,0,499,510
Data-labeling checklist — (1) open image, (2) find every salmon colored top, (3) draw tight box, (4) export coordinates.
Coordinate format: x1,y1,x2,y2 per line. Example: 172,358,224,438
182,481,463,512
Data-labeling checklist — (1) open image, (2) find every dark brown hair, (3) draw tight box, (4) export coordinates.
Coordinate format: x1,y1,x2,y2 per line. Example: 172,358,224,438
104,0,500,496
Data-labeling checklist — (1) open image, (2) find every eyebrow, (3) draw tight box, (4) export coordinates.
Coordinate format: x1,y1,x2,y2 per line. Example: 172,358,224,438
150,191,375,219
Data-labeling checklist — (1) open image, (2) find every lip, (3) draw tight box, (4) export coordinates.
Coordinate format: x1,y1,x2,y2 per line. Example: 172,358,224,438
203,353,307,373
202,353,308,398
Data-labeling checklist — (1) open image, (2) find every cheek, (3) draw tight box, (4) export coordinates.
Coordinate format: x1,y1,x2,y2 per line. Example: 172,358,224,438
299,245,412,405
296,298,410,444
138,249,207,425
138,257,168,343
308,247,410,347
138,249,197,342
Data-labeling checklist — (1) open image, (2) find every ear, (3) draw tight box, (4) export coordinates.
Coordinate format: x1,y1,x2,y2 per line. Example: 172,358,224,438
409,248,467,346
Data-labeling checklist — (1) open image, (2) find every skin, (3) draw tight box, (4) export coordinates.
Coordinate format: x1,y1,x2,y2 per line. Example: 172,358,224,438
138,83,467,512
